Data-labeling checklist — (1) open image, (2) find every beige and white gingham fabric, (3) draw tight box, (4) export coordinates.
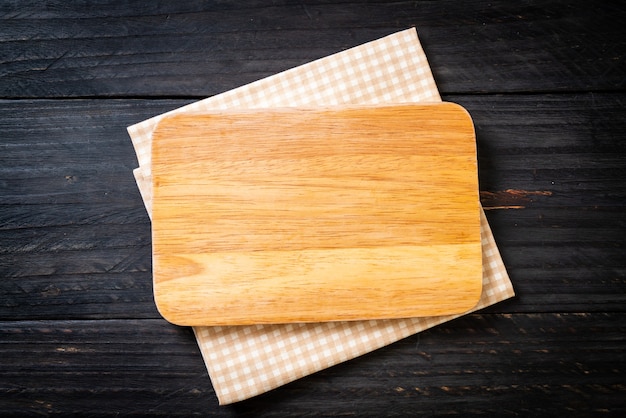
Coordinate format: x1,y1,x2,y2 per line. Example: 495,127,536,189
127,28,514,405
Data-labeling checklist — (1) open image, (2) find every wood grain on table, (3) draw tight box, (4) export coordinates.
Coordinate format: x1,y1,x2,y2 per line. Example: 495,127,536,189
1,1,625,416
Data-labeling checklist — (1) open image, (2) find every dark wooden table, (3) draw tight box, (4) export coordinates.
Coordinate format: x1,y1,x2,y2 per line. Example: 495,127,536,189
2,1,625,416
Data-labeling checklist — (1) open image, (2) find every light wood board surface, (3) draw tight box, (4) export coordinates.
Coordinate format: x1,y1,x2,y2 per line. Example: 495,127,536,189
151,103,482,325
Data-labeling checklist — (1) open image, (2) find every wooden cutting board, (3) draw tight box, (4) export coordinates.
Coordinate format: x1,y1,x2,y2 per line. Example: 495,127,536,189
151,103,482,326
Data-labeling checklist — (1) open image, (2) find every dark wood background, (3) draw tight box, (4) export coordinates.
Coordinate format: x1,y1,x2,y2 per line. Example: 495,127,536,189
1,1,625,416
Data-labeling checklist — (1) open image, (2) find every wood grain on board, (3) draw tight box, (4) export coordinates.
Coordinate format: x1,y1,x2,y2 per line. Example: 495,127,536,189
151,103,481,325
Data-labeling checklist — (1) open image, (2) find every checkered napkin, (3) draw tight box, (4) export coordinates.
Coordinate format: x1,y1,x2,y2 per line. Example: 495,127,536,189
127,28,514,405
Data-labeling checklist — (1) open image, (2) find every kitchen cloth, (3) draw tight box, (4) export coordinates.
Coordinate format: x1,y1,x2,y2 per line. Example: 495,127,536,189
127,28,514,405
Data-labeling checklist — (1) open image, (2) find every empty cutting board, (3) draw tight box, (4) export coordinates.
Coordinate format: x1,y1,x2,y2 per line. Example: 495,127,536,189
151,103,482,326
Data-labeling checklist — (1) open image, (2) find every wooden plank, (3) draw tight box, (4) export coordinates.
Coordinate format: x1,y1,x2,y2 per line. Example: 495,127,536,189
451,93,626,209
0,314,623,415
0,319,215,415
1,1,624,97
1,94,625,320
1,1,625,414
151,103,482,325
0,272,158,320
0,99,172,319
457,93,626,154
